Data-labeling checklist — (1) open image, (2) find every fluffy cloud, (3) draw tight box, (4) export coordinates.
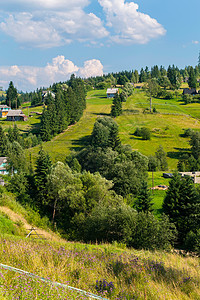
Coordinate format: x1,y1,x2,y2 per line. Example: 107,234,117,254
0,0,165,47
0,56,104,91
0,10,108,48
0,0,89,10
98,0,166,44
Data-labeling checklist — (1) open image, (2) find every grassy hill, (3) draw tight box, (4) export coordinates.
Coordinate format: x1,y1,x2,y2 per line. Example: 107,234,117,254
24,88,200,170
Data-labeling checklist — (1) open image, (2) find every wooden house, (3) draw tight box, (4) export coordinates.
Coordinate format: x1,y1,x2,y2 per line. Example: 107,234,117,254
106,88,119,98
0,157,8,175
183,88,197,95
6,110,28,121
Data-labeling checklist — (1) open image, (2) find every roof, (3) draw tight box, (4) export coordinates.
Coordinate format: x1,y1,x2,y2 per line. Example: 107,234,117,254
0,157,7,165
183,88,197,95
106,88,119,94
6,110,23,117
0,105,10,109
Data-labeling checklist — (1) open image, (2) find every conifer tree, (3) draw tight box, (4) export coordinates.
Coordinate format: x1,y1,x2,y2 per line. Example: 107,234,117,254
135,180,153,213
0,125,7,156
110,94,122,117
40,108,51,141
163,173,200,244
188,66,197,89
6,81,18,108
34,147,52,208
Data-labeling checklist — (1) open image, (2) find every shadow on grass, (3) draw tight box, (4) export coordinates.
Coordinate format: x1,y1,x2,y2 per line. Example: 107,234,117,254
70,135,91,152
92,112,110,116
167,147,190,160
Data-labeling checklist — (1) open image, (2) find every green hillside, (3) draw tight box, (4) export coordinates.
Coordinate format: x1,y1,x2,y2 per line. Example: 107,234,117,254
25,88,200,170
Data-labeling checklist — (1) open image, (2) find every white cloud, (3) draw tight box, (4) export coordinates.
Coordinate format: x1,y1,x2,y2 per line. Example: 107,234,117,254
0,10,108,48
0,0,89,10
0,0,166,47
98,0,166,44
192,40,199,45
78,59,104,77
0,56,104,91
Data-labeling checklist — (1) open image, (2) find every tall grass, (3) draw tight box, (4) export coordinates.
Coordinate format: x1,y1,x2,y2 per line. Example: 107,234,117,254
0,237,199,299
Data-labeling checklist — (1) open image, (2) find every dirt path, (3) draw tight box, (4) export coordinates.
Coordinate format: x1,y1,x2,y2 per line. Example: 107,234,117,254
0,206,62,242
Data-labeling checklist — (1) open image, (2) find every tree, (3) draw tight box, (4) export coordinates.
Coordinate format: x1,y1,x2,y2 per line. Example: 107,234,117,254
159,76,171,89
155,145,168,171
110,94,122,117
91,117,120,150
6,81,18,109
167,65,181,90
134,180,153,213
163,173,200,244
34,147,52,208
188,66,197,89
189,131,200,159
140,127,151,140
0,126,7,156
7,141,27,174
145,79,160,112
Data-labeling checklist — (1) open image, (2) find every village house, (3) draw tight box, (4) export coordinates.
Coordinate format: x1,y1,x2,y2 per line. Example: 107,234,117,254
106,88,119,98
6,110,28,121
42,90,55,100
183,88,197,95
0,157,9,175
0,105,11,118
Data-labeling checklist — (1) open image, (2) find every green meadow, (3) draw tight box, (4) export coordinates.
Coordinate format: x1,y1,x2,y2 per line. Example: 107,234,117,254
26,88,200,171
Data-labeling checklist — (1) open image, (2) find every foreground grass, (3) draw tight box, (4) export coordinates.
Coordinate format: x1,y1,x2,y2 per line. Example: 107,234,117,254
0,236,199,299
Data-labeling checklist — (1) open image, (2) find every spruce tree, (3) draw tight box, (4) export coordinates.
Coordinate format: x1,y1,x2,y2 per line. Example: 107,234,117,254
40,108,51,141
135,180,153,213
163,173,200,244
188,66,197,89
6,81,18,108
111,94,122,117
34,147,52,208
0,125,7,156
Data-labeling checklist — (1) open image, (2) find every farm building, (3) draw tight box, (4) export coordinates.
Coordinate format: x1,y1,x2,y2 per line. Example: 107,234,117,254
42,90,55,100
0,105,11,118
183,88,197,95
0,157,9,175
6,110,28,121
106,88,119,98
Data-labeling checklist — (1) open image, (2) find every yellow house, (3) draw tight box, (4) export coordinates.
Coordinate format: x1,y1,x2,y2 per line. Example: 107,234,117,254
0,105,11,118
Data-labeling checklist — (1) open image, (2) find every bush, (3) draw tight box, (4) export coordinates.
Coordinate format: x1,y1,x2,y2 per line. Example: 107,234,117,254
84,205,176,250
182,94,193,104
134,127,151,140
140,127,151,140
183,128,194,137
184,230,200,253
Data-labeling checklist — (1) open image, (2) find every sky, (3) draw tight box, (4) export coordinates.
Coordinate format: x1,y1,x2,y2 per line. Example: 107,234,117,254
0,0,199,91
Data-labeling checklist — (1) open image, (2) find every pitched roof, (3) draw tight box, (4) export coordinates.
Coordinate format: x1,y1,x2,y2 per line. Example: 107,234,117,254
107,88,119,94
0,105,10,109
0,157,7,165
6,110,23,117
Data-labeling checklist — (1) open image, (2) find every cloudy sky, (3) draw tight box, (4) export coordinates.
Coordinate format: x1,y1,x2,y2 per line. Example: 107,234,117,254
0,0,199,91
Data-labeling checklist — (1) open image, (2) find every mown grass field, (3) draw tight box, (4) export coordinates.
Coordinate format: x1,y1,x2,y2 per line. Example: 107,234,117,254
26,88,200,169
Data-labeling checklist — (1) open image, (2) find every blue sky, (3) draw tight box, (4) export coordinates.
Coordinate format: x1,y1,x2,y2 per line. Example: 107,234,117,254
0,0,199,91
